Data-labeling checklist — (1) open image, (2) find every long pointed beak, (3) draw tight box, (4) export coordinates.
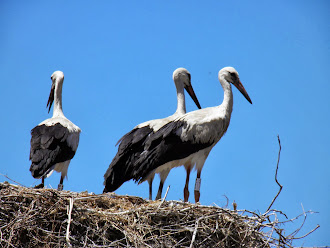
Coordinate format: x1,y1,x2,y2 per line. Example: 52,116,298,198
234,79,252,104
47,83,55,113
184,85,202,109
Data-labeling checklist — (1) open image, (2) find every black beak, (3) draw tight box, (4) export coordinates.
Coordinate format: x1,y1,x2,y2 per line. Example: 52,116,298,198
184,85,202,109
47,83,55,113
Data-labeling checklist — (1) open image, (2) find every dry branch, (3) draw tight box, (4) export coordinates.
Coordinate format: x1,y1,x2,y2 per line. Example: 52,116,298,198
0,173,26,187
267,135,283,212
157,185,170,210
66,197,74,247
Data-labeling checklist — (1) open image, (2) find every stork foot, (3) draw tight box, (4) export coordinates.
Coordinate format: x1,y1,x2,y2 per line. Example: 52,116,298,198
34,183,44,189
57,184,63,191
184,187,189,202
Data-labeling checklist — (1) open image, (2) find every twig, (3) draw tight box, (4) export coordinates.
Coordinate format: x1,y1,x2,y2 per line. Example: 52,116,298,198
259,136,287,244
66,197,74,247
78,207,133,216
291,224,320,240
0,173,25,187
290,203,307,237
222,194,229,208
157,185,170,209
189,218,200,248
163,185,170,201
267,135,283,211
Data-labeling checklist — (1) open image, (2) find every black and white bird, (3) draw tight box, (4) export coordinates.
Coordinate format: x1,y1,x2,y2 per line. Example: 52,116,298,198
29,71,81,190
103,68,201,199
132,67,252,203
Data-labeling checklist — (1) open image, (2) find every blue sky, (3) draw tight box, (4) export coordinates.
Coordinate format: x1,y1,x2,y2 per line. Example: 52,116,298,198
1,1,329,246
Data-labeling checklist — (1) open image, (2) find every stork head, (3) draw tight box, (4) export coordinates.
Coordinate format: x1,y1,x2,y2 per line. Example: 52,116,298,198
47,71,64,113
219,67,252,104
173,68,201,109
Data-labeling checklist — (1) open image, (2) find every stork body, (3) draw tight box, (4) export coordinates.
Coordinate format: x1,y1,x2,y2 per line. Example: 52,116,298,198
133,67,252,202
103,68,201,199
29,71,81,190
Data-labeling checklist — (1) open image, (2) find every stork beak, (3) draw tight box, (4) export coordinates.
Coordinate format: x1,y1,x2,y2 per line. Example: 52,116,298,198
234,78,252,104
184,85,202,109
47,82,55,113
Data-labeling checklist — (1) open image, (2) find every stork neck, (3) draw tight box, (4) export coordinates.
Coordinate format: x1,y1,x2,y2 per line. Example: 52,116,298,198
219,77,234,117
175,84,186,115
53,83,64,117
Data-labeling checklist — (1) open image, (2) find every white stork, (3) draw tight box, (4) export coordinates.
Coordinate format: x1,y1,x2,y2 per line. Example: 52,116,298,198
132,67,252,203
29,71,81,190
103,68,201,200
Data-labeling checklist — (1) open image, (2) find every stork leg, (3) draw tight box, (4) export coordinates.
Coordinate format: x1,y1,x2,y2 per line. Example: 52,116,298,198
184,165,192,202
57,175,64,191
148,177,154,200
155,169,170,200
155,181,164,200
194,170,201,203
35,177,45,189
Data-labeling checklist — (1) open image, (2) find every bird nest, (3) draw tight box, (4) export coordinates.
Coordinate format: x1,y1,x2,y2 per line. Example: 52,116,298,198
0,182,316,248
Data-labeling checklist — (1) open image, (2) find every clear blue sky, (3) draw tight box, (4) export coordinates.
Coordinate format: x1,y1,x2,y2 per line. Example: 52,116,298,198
1,1,329,246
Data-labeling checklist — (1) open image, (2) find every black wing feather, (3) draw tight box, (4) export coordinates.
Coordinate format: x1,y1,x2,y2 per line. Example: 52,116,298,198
29,123,76,178
133,121,213,182
103,126,153,193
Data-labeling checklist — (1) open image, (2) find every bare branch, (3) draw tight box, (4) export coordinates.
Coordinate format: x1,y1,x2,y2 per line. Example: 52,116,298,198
0,173,26,187
157,185,170,210
189,218,200,248
66,197,74,247
222,194,229,208
291,224,320,240
267,135,283,212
